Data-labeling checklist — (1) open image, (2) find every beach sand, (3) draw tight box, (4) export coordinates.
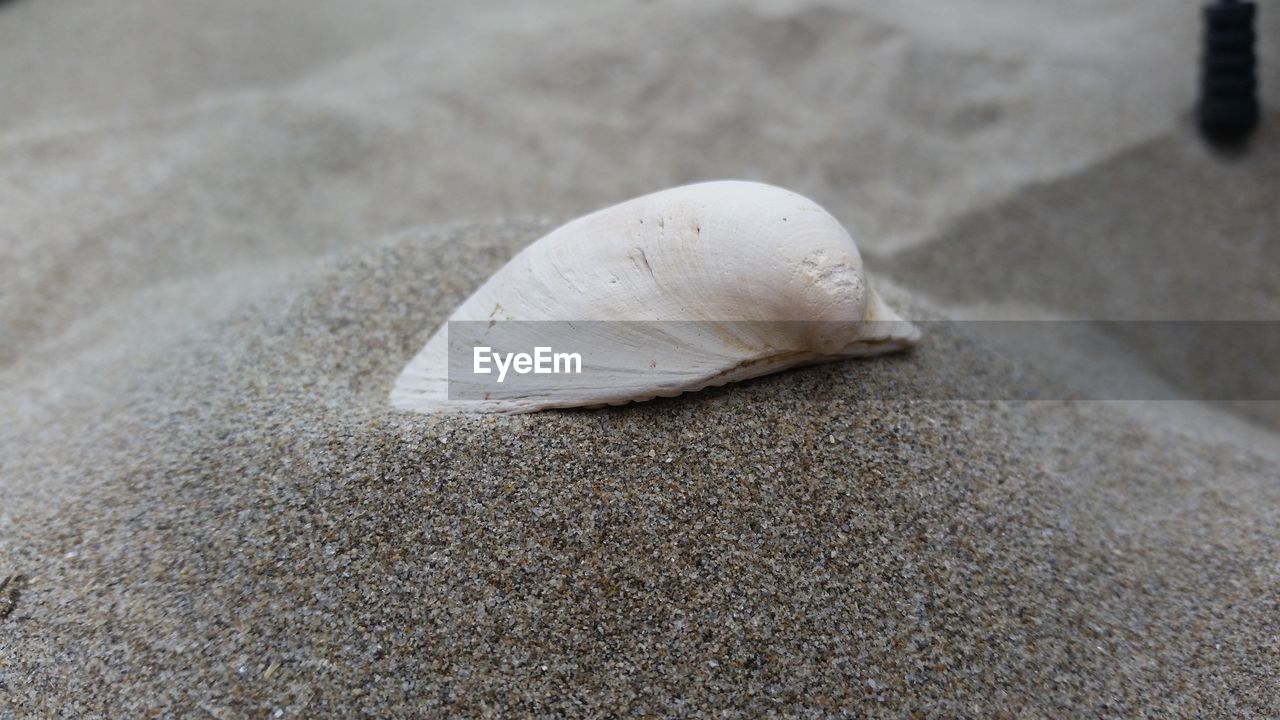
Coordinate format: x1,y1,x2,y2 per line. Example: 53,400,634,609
2,0,1278,716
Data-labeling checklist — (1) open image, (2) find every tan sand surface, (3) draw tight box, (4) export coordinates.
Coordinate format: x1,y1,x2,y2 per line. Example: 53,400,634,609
2,0,1278,716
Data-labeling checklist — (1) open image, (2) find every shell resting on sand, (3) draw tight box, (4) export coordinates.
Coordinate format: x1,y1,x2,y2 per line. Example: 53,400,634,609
391,181,920,413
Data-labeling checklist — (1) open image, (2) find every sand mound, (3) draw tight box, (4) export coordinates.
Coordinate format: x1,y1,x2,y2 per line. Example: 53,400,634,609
3,0,1278,715
2,220,1278,717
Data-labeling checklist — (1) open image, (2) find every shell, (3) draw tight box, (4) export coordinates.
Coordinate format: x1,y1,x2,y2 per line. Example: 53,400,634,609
391,181,919,413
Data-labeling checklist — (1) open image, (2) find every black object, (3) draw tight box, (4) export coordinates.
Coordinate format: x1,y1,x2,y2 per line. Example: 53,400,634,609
1198,0,1259,143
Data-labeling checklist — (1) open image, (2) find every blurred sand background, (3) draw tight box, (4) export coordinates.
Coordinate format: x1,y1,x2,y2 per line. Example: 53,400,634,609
1,0,1278,716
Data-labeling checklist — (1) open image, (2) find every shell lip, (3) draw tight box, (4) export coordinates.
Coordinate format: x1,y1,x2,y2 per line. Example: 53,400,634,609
390,332,920,415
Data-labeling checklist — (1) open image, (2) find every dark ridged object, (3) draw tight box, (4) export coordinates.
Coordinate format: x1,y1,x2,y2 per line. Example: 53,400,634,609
1198,0,1259,143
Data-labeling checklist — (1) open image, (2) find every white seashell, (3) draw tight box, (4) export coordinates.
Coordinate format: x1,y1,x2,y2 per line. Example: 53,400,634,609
392,181,920,414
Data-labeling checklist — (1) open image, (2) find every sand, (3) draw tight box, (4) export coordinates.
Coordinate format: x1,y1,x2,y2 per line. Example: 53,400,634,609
2,0,1279,717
